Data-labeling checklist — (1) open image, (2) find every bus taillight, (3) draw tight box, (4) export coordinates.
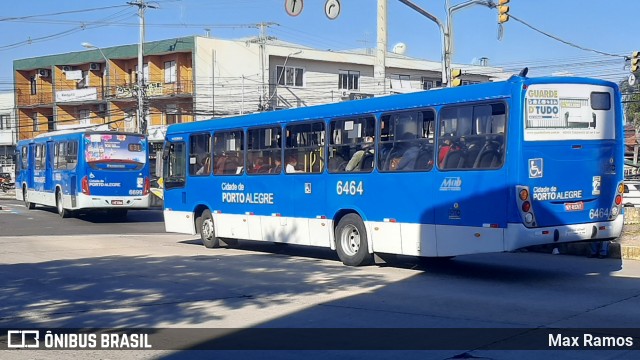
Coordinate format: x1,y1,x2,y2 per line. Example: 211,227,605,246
81,176,90,195
615,195,622,206
143,177,150,195
519,189,529,201
516,185,536,227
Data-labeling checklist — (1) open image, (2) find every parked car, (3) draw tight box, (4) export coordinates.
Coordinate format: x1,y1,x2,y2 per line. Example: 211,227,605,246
623,181,640,207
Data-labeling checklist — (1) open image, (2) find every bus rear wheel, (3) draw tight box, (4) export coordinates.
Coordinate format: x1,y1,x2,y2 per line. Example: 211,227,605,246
56,190,72,218
23,187,35,210
197,209,220,248
335,214,373,266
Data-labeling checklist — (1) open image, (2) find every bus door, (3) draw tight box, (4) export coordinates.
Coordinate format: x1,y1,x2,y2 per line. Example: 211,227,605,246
519,84,619,229
433,102,509,256
44,141,55,193
24,144,35,191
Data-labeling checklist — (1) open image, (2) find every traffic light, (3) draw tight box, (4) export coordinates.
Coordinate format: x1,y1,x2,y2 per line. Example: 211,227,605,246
498,0,510,24
451,68,462,87
632,51,640,73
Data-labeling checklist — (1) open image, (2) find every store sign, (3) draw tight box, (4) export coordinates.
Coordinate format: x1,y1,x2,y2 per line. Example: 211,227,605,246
55,88,98,102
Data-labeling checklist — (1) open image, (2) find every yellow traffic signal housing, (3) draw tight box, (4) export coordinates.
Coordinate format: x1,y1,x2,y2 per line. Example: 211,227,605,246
498,0,510,23
451,68,462,87
632,51,640,73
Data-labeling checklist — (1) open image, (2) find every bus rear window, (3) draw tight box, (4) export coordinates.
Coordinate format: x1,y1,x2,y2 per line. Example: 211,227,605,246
591,92,611,110
524,84,616,141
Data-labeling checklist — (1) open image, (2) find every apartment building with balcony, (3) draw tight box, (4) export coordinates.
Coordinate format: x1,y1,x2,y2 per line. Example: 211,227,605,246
13,35,504,145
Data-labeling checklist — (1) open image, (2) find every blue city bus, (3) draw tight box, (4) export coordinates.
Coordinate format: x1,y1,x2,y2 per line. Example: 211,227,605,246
16,130,150,218
162,74,624,266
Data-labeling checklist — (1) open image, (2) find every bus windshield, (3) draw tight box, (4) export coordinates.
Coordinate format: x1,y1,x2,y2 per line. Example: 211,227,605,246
84,133,146,169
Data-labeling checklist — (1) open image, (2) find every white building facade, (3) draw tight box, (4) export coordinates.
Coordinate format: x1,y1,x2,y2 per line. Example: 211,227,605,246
0,91,16,169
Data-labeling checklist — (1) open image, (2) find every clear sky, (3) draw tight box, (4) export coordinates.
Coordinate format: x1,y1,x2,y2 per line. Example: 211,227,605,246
0,0,637,92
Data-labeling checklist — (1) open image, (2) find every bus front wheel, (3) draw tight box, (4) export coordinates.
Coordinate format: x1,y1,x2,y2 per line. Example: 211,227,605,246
197,209,220,248
23,187,35,210
335,214,373,266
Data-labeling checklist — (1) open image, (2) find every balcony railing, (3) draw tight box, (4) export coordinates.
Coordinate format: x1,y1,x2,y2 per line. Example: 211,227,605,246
16,91,53,107
113,81,194,99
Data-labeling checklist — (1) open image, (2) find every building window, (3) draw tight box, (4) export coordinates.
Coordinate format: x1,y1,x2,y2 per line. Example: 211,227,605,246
79,109,91,126
164,61,177,83
390,74,411,89
421,77,442,90
165,105,181,125
0,114,9,130
276,66,304,87
339,70,360,90
77,70,89,88
30,76,37,95
132,63,150,83
32,113,39,131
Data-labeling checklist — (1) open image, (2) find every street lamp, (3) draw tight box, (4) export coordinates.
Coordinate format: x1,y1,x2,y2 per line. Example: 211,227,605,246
268,50,303,109
81,42,111,124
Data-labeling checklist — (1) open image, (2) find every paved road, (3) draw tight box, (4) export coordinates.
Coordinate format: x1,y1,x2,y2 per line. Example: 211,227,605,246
0,227,639,359
0,199,165,236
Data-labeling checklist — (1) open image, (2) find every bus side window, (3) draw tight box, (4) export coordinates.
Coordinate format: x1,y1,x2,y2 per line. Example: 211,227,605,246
329,116,375,173
189,133,211,176
285,121,325,174
438,103,506,170
379,110,434,172
213,130,244,176
247,126,282,175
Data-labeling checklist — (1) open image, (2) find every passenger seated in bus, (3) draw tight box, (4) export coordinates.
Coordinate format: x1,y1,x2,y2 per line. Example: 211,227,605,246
195,155,211,175
286,155,302,173
270,157,282,173
438,139,455,168
345,136,374,171
250,157,268,173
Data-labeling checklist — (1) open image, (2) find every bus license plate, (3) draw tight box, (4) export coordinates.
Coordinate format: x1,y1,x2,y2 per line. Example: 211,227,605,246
111,200,124,205
564,202,584,211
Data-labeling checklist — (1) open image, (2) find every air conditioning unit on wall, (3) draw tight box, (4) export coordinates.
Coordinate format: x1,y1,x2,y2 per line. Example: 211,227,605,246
38,69,50,77
340,90,350,98
62,66,72,72
90,63,101,71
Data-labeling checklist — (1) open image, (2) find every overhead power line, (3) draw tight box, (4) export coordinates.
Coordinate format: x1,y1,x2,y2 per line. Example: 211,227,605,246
0,5,131,22
509,13,624,59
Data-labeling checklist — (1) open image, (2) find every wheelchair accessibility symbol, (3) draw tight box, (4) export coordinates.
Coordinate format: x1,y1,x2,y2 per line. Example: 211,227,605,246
529,158,543,178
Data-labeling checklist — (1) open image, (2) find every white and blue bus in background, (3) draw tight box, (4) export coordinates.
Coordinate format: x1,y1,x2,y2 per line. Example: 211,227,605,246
162,74,624,266
16,130,150,218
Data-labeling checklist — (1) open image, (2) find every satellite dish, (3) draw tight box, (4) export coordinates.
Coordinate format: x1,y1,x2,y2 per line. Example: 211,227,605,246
392,43,407,55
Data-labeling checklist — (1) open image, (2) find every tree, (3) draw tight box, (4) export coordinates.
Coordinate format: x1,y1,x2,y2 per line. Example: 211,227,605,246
619,78,640,127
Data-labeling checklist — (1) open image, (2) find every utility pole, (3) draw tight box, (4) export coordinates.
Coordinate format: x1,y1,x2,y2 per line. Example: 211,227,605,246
375,0,387,95
246,22,277,111
127,0,157,134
